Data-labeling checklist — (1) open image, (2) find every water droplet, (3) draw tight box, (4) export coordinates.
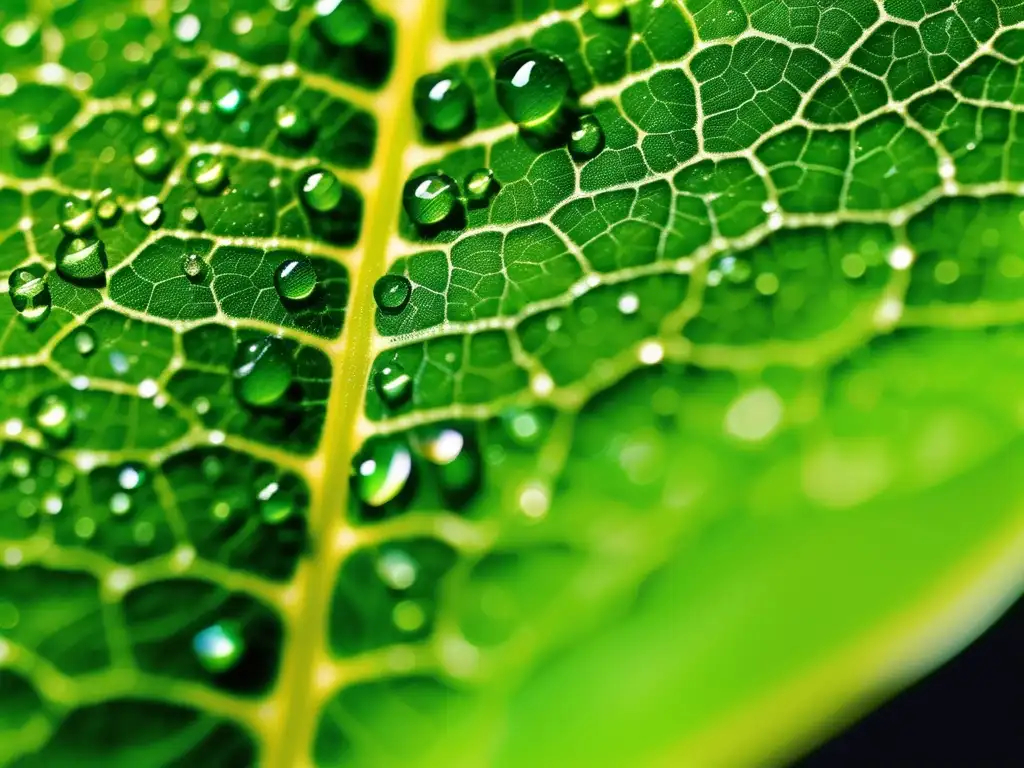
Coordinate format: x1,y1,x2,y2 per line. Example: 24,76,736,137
587,0,626,18
14,121,50,163
30,393,73,443
132,134,172,178
413,74,473,134
257,477,298,524
232,337,294,407
56,236,107,282
501,407,546,447
377,548,418,589
402,173,457,226
617,292,639,315
173,13,202,43
315,0,374,46
495,49,571,126
187,153,228,194
275,104,314,142
419,427,465,465
180,204,204,230
58,195,95,235
418,426,481,502
137,196,164,228
110,492,132,516
117,463,146,490
569,114,605,160
134,86,158,114
182,253,206,281
72,326,97,356
193,621,244,673
373,275,411,315
95,189,122,225
464,168,497,204
211,73,246,117
299,168,343,212
355,440,412,507
373,363,412,407
274,259,317,302
8,268,51,325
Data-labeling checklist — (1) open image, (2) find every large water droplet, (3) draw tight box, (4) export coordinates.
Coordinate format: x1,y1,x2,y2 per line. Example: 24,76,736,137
31,393,73,444
137,196,164,228
232,337,294,407
587,0,627,18
275,104,314,142
402,173,457,226
569,114,605,160
8,268,51,325
373,363,412,407
495,49,571,126
58,195,95,235
464,168,497,204
355,440,412,507
14,121,51,163
211,73,246,117
274,259,317,302
181,253,206,281
72,326,98,356
299,168,343,212
373,275,411,315
187,153,228,194
315,0,374,46
413,74,473,134
56,236,107,282
193,621,244,673
132,134,172,178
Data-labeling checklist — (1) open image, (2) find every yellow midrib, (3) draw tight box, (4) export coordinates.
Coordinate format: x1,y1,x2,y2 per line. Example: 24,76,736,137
266,2,444,766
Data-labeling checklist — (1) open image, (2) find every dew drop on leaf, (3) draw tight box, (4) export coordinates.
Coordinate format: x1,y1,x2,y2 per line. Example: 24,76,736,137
373,274,412,314
72,326,97,357
419,427,465,465
418,426,481,502
495,49,571,126
137,196,164,228
8,267,51,325
58,195,95,235
315,0,374,46
133,86,158,114
14,121,50,163
182,253,206,281
187,153,229,194
30,393,73,444
110,492,132,516
193,621,244,673
257,477,298,524
173,12,202,43
502,407,546,447
464,168,497,204
95,189,122,225
413,73,473,134
376,548,418,589
56,236,107,282
117,463,146,490
275,104,314,142
373,363,412,407
211,73,246,117
232,337,294,408
180,204,204,230
402,173,457,225
299,168,343,212
569,114,605,160
274,259,317,302
355,440,413,507
587,0,627,18
132,134,172,179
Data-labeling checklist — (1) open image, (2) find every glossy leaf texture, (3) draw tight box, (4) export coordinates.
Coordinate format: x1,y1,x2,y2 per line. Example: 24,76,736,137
2,1,1024,767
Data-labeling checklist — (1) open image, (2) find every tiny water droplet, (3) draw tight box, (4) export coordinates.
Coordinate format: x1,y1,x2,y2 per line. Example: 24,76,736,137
373,363,411,407
56,236,107,281
133,86,158,113
275,104,314,142
413,74,473,134
274,259,317,302
419,426,480,502
257,478,298,524
72,326,98,356
110,492,132,516
95,189,122,225
14,121,50,163
232,337,294,407
376,548,418,590
299,168,343,212
495,49,571,126
132,134,172,178
8,268,51,325
373,275,411,315
502,407,546,447
402,173,457,226
617,291,639,315
464,168,497,204
315,0,374,46
187,153,228,194
180,204,204,230
587,0,627,19
419,427,465,465
182,253,206,281
58,195,95,235
117,463,146,490
137,196,164,228
30,393,73,443
355,440,413,507
569,114,605,160
193,621,244,673
173,12,202,43
211,73,246,117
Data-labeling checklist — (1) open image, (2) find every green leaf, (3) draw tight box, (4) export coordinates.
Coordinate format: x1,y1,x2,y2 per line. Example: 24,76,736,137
2,1,1024,766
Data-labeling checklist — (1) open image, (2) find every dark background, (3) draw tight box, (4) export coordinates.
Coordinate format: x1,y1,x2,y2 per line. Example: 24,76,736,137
791,592,1023,767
